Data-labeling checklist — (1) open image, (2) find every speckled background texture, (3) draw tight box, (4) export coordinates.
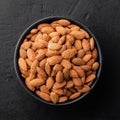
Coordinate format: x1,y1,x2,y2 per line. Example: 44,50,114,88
0,0,120,120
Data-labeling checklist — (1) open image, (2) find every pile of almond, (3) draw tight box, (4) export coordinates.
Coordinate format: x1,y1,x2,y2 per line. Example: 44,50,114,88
18,19,99,104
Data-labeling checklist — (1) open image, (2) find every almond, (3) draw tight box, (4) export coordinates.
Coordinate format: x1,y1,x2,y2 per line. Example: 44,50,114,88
81,65,91,71
61,59,71,69
20,49,27,59
56,26,67,35
42,33,50,42
46,77,54,90
69,92,81,100
50,92,59,104
57,19,70,26
30,60,38,73
36,67,47,80
40,85,49,94
73,66,85,77
65,90,72,97
70,26,80,31
18,58,27,71
80,29,90,38
59,45,67,54
26,34,33,39
86,73,96,83
53,81,66,89
66,34,75,44
70,69,79,78
66,80,74,88
51,22,61,28
56,71,63,83
92,62,99,71
49,32,60,37
72,57,85,65
25,78,35,91
79,85,90,93
33,40,48,49
73,78,82,87
58,96,68,103
39,58,47,70
87,58,95,66
51,36,60,43
63,68,70,80
70,31,85,39
66,41,72,49
37,23,50,30
36,91,51,101
30,78,44,87
30,28,38,34
41,26,55,34
90,38,94,50
53,89,64,96
77,49,85,58
21,41,31,49
82,39,90,51
34,33,43,42
62,49,77,59
81,76,85,83
86,70,93,76
46,49,59,57
47,56,62,65
74,40,82,50
92,48,98,59
26,59,32,67
82,54,92,62
45,62,51,75
65,27,71,33
48,42,62,50
58,35,65,45
51,64,63,77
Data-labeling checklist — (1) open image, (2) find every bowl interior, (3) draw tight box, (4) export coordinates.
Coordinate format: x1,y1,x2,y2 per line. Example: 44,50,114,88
14,16,102,106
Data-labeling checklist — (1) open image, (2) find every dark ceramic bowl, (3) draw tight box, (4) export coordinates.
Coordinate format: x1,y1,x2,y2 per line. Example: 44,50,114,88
14,16,102,106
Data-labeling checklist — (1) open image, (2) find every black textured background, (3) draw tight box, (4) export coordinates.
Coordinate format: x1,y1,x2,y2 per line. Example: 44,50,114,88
0,0,120,120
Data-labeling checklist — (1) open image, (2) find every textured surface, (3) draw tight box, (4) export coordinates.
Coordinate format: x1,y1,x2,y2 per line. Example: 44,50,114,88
0,0,120,120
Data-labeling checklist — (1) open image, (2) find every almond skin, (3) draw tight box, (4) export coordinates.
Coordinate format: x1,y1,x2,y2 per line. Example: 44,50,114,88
18,58,27,71
49,32,60,37
20,49,27,59
21,41,31,50
27,48,36,61
77,49,85,58
37,23,50,30
47,56,62,65
66,34,75,44
36,91,51,101
62,49,77,59
92,48,98,59
80,65,91,71
30,60,38,73
53,89,64,96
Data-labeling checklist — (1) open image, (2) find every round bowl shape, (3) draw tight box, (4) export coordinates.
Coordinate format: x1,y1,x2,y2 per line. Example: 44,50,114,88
14,16,102,106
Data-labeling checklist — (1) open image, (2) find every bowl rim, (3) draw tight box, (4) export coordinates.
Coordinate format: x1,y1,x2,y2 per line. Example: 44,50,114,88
14,16,102,106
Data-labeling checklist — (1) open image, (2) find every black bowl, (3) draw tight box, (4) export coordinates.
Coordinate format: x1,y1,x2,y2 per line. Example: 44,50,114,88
14,16,102,106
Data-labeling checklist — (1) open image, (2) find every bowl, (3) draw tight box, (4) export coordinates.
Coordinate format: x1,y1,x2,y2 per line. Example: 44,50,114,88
14,16,102,106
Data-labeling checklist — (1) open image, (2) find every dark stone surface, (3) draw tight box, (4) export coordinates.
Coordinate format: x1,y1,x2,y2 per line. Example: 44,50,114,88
0,0,120,120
